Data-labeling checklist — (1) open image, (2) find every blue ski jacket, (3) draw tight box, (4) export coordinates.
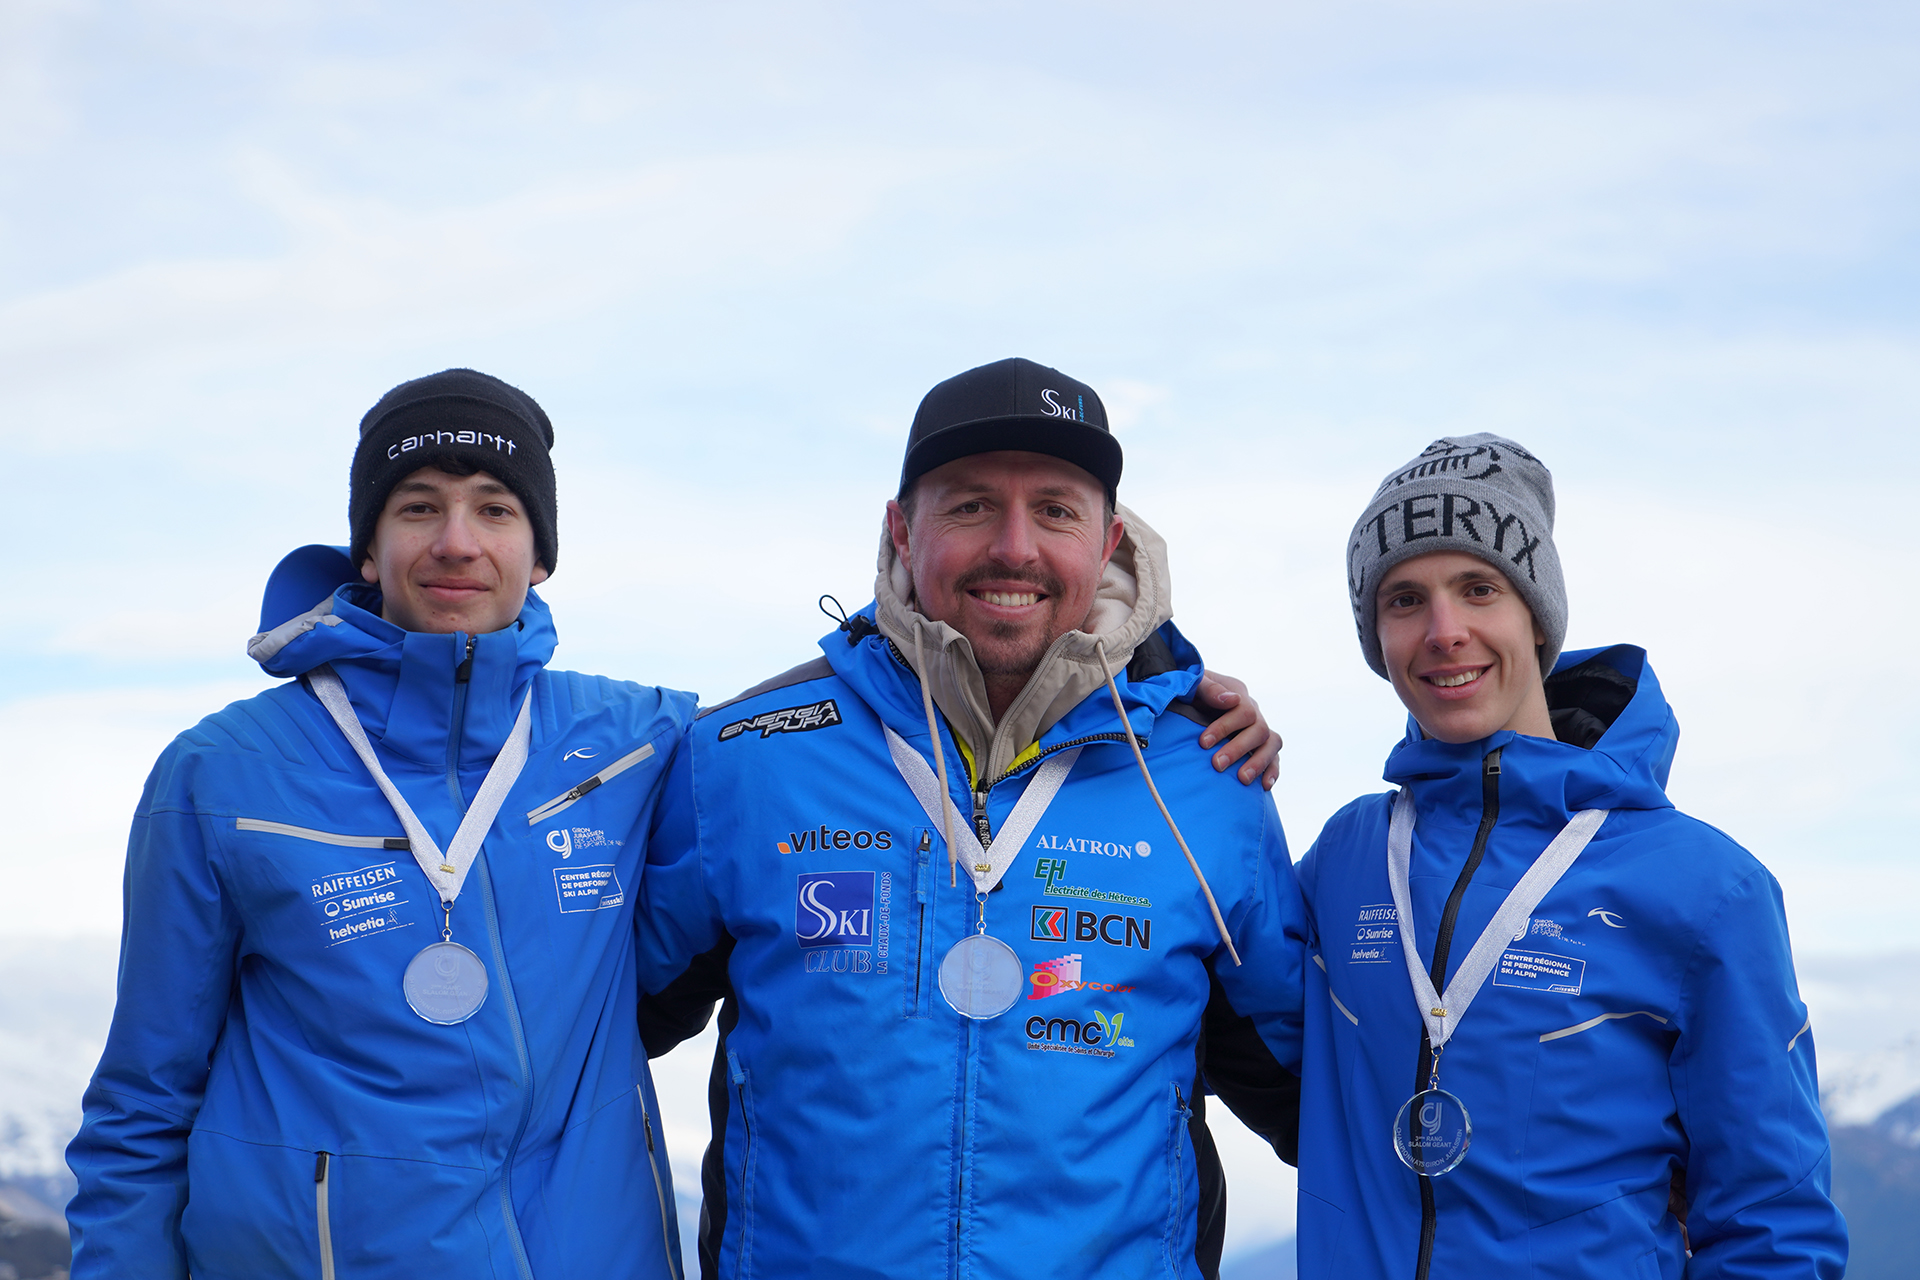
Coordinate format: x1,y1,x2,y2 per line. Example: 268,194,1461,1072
67,552,695,1280
1291,644,1846,1280
636,608,1306,1280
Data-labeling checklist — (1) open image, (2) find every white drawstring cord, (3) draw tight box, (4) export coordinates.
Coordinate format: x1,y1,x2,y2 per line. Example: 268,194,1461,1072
912,623,961,887
1094,637,1241,966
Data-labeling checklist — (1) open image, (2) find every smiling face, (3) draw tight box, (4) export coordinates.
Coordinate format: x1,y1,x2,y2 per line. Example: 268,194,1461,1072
886,451,1124,709
358,467,549,635
1375,550,1555,744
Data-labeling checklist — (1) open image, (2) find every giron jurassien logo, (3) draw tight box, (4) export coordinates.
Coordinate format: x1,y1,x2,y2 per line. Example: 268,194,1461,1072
718,699,842,742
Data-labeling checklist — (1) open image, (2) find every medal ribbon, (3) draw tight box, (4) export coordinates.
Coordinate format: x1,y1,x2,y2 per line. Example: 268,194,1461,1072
1387,786,1608,1052
310,665,533,908
883,725,1079,894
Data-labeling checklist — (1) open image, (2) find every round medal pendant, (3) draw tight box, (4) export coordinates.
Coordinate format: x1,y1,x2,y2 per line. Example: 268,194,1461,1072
1393,1087,1472,1176
403,941,490,1025
938,933,1023,1020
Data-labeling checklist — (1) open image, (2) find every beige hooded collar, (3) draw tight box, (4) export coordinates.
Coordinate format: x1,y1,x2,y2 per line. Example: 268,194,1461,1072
874,503,1175,787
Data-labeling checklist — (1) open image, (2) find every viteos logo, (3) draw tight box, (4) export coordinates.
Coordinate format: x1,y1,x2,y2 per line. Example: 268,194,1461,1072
719,699,842,742
778,824,894,855
794,872,875,949
1039,388,1086,423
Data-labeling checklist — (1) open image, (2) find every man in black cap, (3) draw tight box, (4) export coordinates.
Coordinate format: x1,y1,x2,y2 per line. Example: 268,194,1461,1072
637,358,1305,1280
69,370,694,1279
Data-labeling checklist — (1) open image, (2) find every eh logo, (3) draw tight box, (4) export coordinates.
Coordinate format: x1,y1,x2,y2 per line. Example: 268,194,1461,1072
1034,857,1068,890
719,699,842,742
795,872,875,949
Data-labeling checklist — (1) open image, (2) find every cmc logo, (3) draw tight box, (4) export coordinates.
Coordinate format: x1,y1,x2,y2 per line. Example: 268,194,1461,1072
1024,1009,1135,1049
794,872,875,949
778,824,894,855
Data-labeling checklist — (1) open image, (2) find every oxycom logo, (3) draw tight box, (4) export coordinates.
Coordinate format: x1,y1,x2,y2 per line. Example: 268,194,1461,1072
794,872,875,949
1028,953,1136,1001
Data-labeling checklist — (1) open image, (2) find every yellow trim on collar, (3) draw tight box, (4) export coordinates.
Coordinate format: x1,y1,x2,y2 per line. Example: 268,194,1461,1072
952,731,1042,790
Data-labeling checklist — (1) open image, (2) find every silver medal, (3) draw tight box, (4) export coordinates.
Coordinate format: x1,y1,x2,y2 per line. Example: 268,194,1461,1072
939,933,1024,1020
403,940,490,1024
1393,1086,1472,1177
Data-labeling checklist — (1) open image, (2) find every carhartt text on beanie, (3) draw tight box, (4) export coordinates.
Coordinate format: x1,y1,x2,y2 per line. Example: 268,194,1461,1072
349,369,558,573
1346,433,1566,678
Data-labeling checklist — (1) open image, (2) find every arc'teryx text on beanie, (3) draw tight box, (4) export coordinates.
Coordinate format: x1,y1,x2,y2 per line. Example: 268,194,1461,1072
1346,432,1566,678
349,368,558,572
900,357,1123,500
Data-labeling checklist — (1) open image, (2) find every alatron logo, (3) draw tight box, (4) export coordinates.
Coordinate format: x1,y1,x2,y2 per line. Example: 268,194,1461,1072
718,699,842,742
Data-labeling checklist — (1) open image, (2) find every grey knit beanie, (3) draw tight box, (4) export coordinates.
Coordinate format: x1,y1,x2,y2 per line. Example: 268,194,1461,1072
1346,433,1566,678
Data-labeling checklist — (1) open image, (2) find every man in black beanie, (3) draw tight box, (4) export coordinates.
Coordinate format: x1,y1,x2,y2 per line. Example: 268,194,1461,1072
69,369,695,1279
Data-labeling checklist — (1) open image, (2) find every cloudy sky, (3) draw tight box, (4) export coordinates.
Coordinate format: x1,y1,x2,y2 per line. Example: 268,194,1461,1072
4,0,1916,1254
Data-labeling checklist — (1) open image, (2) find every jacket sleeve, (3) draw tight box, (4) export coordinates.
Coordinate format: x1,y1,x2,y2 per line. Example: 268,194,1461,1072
1673,863,1848,1279
66,767,241,1280
1205,791,1308,1141
636,729,730,1043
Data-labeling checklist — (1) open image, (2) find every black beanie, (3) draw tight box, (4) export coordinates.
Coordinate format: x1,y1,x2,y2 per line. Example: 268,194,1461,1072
349,369,558,573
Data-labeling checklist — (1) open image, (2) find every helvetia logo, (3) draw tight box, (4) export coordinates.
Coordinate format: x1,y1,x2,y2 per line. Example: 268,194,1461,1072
778,825,894,855
719,699,843,742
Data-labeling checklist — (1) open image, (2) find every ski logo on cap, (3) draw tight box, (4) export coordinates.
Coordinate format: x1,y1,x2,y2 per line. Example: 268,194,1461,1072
1039,388,1086,423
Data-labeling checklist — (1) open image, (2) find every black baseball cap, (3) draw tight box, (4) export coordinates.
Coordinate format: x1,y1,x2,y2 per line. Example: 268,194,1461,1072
898,357,1123,500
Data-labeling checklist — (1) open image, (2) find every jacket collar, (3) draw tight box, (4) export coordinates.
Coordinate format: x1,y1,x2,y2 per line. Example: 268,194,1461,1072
249,577,555,771
1382,644,1678,820
870,503,1176,785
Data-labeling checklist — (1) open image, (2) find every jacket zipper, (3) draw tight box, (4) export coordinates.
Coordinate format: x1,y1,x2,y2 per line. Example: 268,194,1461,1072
524,742,657,825
912,831,935,1016
1413,746,1503,1280
637,1086,682,1280
234,818,407,850
728,1050,756,1278
446,638,537,1280
314,1151,336,1280
447,634,475,808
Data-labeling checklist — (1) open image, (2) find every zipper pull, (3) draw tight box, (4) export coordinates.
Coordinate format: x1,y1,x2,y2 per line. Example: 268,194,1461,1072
454,634,476,683
973,789,992,848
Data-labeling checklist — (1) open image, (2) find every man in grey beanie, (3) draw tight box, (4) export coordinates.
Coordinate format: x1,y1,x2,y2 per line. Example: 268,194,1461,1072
1258,434,1846,1278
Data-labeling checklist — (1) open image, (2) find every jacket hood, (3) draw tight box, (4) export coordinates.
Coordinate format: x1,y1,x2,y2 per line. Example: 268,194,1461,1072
872,503,1175,784
245,554,556,771
1383,643,1678,817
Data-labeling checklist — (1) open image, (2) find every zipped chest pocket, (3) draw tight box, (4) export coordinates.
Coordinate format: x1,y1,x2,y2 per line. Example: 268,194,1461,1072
525,742,657,825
